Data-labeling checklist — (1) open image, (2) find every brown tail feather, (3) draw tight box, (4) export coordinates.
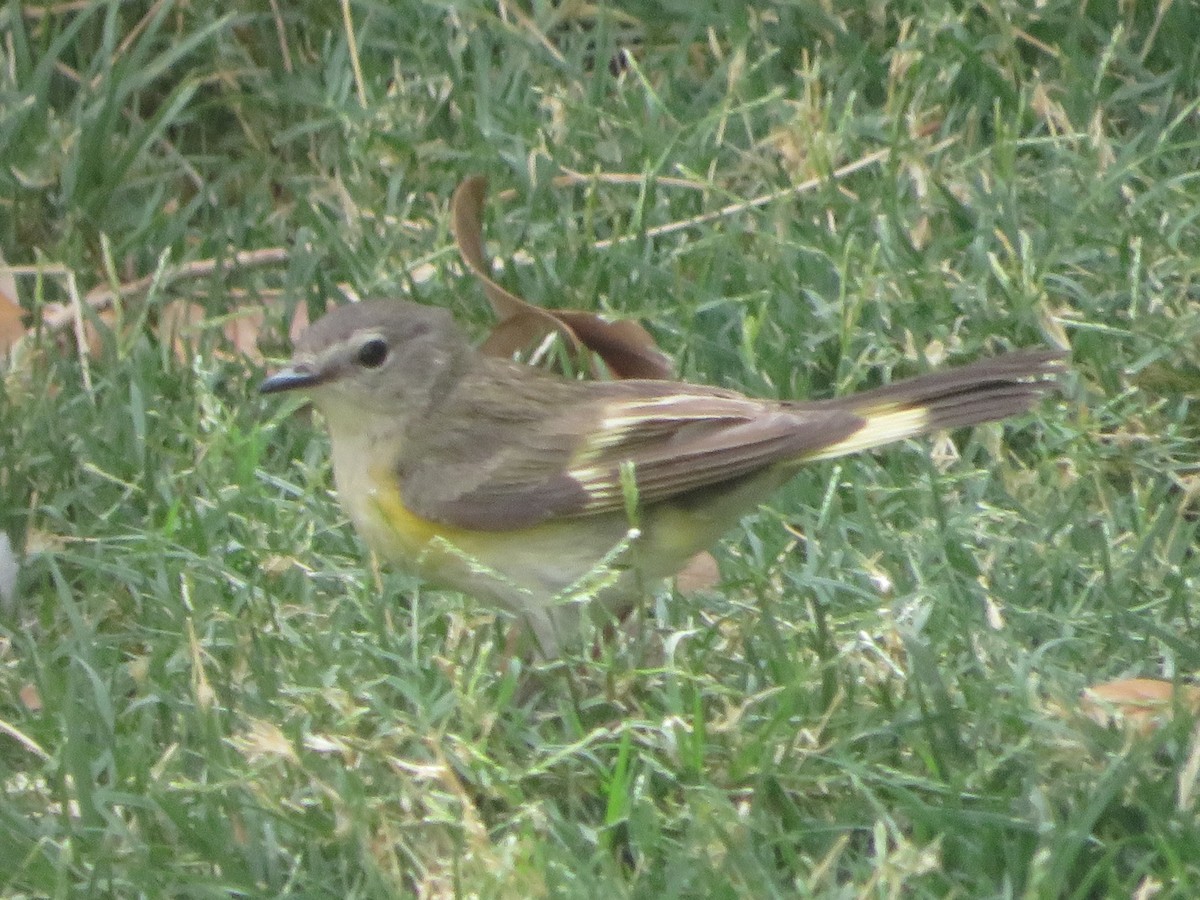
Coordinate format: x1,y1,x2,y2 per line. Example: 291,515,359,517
795,349,1065,462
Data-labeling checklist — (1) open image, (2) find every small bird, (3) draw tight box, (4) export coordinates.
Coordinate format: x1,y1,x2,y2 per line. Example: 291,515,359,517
261,299,1063,657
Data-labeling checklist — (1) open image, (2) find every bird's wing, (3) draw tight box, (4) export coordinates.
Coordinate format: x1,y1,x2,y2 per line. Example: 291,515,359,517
399,379,862,531
563,392,861,512
397,349,1063,532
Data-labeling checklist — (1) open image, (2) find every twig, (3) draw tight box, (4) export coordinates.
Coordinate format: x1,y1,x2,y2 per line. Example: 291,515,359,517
3,247,290,330
491,140,958,266
554,168,712,191
591,144,908,250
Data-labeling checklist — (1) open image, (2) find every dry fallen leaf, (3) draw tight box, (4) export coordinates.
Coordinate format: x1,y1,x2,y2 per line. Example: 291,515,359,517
158,301,207,363
1081,678,1200,735
287,300,331,346
451,175,672,380
222,307,268,363
160,299,326,364
44,300,117,361
19,682,42,712
82,307,118,359
674,551,720,595
0,252,24,359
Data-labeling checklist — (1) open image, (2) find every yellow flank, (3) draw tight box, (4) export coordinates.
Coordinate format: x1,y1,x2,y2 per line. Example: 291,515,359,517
802,405,932,462
364,474,466,546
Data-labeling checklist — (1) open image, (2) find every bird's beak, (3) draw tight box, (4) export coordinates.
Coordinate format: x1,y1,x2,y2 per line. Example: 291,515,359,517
259,362,323,394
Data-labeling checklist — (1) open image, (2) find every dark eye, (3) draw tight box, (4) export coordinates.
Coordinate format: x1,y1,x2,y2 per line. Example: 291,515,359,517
356,338,389,368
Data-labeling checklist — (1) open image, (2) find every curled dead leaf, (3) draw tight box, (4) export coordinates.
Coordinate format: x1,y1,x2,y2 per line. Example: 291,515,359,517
451,175,672,380
1081,678,1200,735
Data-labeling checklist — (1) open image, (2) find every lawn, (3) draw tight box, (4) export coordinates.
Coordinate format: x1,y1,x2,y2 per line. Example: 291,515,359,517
2,1,1199,896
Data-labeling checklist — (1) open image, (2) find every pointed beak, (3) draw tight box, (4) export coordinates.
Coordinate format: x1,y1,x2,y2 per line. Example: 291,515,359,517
259,362,323,394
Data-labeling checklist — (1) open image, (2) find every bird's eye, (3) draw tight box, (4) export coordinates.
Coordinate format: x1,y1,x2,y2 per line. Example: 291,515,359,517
356,338,389,368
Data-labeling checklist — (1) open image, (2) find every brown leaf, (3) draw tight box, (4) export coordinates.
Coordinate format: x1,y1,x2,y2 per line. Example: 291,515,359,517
476,313,558,360
287,300,335,346
555,310,672,381
0,253,24,358
158,301,208,364
159,299,322,364
450,175,672,380
52,304,118,360
451,176,558,326
85,308,118,358
223,307,267,363
19,682,42,712
1081,678,1200,735
674,551,720,595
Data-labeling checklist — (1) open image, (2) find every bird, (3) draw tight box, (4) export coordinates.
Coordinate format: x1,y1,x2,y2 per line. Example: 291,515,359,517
260,298,1063,658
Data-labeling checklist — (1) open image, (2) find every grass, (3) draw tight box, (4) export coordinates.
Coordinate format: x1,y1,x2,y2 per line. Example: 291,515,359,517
2,0,1200,895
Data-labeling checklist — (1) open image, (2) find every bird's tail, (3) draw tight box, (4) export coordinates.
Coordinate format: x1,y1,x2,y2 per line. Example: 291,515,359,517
798,349,1066,461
